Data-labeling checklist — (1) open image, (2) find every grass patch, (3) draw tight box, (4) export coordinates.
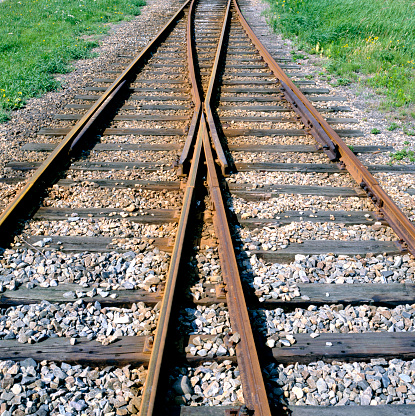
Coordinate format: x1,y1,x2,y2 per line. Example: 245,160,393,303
403,125,415,136
335,77,351,86
0,0,145,118
389,148,415,163
266,0,415,108
389,140,415,163
290,51,306,62
387,122,399,131
0,110,10,123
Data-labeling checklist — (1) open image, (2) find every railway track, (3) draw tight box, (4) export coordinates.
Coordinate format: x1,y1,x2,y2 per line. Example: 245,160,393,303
0,0,415,415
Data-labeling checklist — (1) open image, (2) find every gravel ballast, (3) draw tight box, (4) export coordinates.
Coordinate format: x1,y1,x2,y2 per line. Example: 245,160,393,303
0,359,146,415
265,358,415,406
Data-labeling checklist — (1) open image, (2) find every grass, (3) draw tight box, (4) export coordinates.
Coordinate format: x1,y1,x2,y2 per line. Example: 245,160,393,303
388,140,414,164
389,147,415,163
290,50,306,62
403,125,415,136
387,122,399,131
265,0,415,109
0,0,145,122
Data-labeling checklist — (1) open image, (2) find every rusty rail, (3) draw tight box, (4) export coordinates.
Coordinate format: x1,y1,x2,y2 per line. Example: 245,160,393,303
233,0,415,255
178,0,202,175
138,117,203,416
4,0,414,413
199,2,273,413
204,0,232,175
0,0,272,413
142,1,273,412
201,115,272,415
138,0,206,413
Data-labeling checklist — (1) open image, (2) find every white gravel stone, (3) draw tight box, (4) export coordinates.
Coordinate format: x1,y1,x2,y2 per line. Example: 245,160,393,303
264,358,415,406
0,359,146,414
170,362,244,406
0,300,159,343
180,304,232,336
253,303,415,348
0,247,171,292
240,253,415,291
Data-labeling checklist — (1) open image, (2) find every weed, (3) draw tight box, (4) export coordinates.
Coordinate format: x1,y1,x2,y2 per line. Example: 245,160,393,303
348,145,355,152
0,110,10,123
403,126,415,136
336,78,351,86
389,148,415,162
404,141,410,145
387,122,399,131
290,51,306,61
371,128,381,134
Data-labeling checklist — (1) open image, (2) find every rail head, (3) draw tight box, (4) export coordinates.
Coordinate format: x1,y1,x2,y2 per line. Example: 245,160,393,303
139,125,204,416
178,0,202,175
138,0,204,414
202,113,272,415
203,0,232,176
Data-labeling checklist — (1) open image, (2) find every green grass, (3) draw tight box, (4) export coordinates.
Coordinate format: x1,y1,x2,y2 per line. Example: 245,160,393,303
387,122,399,131
0,0,145,121
290,50,306,62
403,125,415,136
334,77,351,86
389,140,415,164
389,147,415,163
266,0,415,109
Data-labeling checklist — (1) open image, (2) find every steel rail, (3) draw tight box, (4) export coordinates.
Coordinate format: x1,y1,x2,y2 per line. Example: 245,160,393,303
138,124,203,416
186,0,202,109
178,0,202,175
0,0,192,246
201,115,272,415
232,0,415,256
204,0,232,175
200,2,272,413
139,0,204,413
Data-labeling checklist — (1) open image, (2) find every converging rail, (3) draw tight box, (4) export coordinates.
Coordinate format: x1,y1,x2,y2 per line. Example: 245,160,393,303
0,0,414,415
